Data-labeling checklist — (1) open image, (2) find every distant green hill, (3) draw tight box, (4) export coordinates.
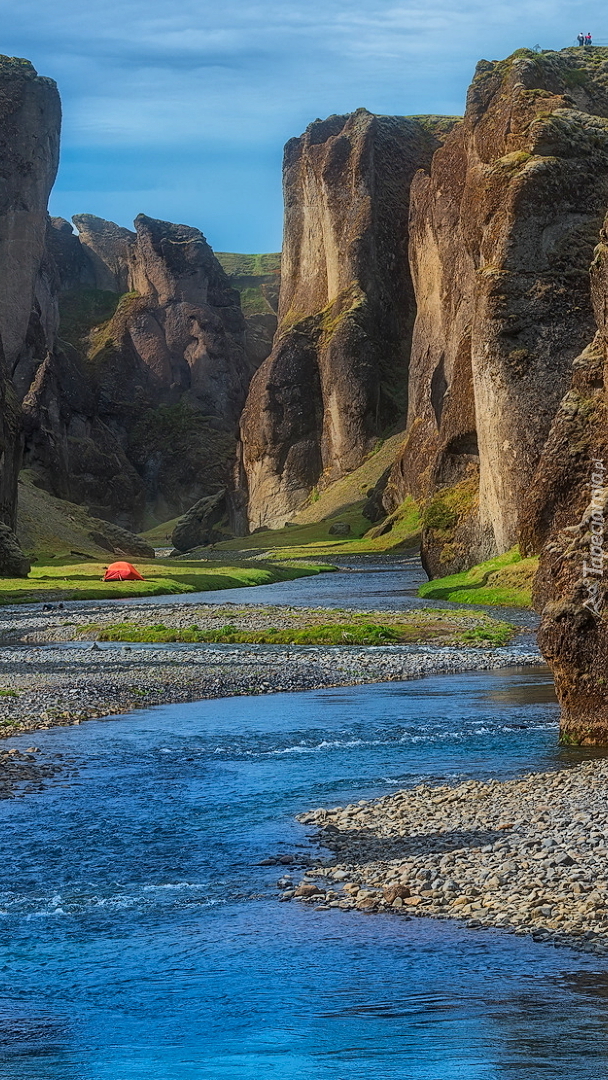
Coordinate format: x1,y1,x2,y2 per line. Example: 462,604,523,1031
216,252,281,318
216,252,281,276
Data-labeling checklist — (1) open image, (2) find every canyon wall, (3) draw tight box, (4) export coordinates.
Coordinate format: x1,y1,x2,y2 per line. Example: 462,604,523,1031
239,110,454,529
385,48,608,576
0,56,60,572
520,210,608,744
18,213,255,530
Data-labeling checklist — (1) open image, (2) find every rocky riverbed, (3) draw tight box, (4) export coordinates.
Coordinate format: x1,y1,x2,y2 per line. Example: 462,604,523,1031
0,744,75,797
288,760,608,954
0,638,542,736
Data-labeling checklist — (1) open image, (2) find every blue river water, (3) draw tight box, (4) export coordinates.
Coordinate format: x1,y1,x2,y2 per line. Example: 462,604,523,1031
2,663,608,1079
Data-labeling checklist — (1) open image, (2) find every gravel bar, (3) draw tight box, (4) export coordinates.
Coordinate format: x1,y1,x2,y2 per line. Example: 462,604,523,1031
288,760,608,955
0,636,543,737
0,599,514,643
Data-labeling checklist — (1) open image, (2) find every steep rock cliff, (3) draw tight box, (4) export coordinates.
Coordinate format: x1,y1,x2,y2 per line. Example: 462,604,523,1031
387,48,608,576
0,56,60,572
240,110,452,529
20,214,253,528
71,214,134,292
520,206,608,743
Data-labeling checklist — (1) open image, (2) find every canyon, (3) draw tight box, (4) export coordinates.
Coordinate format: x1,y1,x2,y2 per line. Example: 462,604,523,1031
1,48,608,739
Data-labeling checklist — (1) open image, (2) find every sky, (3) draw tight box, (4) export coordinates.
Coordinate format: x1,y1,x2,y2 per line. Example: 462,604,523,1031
0,0,602,252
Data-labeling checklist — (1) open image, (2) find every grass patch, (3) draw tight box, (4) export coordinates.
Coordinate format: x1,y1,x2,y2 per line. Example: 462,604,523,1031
215,252,281,276
239,287,275,316
84,609,514,648
58,288,122,350
216,496,420,559
418,548,538,608
0,559,328,606
421,479,477,534
142,516,182,546
91,620,407,646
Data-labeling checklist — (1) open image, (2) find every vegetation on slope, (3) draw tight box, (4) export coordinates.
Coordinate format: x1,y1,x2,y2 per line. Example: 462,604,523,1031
16,473,116,559
215,252,281,316
215,496,419,559
58,288,122,350
418,548,538,608
215,253,281,276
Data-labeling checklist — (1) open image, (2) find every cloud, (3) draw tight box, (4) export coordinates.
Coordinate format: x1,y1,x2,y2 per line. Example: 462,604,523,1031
1,0,603,249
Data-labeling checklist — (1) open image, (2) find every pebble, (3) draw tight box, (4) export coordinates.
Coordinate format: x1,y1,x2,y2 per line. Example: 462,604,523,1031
0,746,75,798
288,760,608,955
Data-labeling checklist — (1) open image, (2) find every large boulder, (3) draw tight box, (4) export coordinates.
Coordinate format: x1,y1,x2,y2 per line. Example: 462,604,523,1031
88,518,155,559
171,489,227,552
0,521,30,577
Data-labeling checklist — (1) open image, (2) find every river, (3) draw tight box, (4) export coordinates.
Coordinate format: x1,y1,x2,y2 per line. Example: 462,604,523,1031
1,564,607,1078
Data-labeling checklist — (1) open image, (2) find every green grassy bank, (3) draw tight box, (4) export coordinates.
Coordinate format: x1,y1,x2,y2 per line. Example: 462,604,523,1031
418,548,538,608
0,558,329,607
214,496,420,560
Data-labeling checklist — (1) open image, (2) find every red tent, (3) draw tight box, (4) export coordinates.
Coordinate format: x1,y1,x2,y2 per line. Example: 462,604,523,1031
103,561,145,582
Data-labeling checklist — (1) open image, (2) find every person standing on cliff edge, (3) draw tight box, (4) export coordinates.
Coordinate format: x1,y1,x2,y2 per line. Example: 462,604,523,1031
586,32,593,45
578,32,585,45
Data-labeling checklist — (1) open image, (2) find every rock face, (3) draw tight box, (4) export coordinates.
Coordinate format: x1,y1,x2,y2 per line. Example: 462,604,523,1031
521,208,608,744
387,47,608,576
71,214,134,292
0,521,30,577
171,488,227,552
18,213,253,529
240,110,452,529
0,56,60,573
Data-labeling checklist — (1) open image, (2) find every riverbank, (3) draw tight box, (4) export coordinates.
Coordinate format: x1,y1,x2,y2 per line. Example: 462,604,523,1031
0,638,543,737
418,548,538,608
291,759,608,954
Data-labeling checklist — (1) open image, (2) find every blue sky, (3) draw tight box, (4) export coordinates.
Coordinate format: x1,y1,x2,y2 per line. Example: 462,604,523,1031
0,0,600,252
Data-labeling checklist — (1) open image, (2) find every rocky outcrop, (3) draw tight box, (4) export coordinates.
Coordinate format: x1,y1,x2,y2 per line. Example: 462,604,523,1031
46,217,96,291
240,110,454,529
88,518,155,559
19,214,254,529
0,521,30,576
171,488,227,552
387,48,608,576
71,214,134,292
0,56,60,573
520,206,608,744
